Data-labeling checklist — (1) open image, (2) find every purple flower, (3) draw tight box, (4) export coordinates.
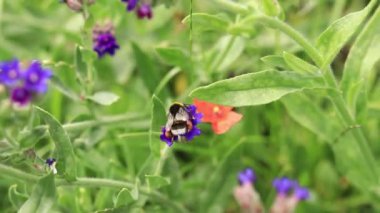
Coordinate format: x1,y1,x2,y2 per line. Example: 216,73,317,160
45,158,56,166
272,177,294,195
160,127,173,147
24,61,52,93
294,186,310,200
184,126,201,141
0,59,21,86
238,168,256,185
137,4,153,19
10,86,32,106
93,30,120,58
160,104,203,147
122,0,138,11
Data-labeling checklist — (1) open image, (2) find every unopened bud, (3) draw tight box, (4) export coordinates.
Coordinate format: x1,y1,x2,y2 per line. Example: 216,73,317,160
63,0,95,12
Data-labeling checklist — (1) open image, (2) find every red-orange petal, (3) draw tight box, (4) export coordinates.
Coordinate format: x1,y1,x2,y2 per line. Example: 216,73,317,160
193,99,233,123
212,111,243,134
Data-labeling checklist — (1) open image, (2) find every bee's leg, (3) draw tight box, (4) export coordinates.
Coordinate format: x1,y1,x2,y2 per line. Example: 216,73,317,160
186,120,193,131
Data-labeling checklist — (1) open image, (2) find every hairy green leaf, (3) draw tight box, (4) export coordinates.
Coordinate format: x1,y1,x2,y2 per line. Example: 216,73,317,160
191,70,326,107
35,107,77,181
19,174,56,213
340,7,380,116
316,1,376,65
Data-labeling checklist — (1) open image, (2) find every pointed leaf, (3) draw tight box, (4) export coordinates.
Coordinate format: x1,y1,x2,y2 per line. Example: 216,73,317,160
341,7,380,116
190,70,326,107
316,1,376,65
35,107,77,181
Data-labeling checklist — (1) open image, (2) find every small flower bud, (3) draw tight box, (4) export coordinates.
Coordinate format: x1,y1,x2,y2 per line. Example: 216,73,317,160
63,0,95,12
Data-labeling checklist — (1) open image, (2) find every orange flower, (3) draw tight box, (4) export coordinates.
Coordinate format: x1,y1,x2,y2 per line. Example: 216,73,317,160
193,99,242,134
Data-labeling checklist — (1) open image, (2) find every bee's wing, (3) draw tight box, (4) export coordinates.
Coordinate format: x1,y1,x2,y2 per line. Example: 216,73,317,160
165,113,174,130
175,107,189,121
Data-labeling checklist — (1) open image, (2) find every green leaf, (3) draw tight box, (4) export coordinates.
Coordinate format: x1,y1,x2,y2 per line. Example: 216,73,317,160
190,70,326,107
35,107,77,181
149,95,166,157
316,1,376,66
340,6,380,116
260,55,288,69
182,13,229,33
8,185,28,210
131,43,160,94
156,47,192,71
283,52,319,74
282,93,342,142
145,175,170,189
88,91,120,106
19,174,56,213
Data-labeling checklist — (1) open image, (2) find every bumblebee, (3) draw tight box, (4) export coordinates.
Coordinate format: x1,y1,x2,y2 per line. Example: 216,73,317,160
164,102,193,139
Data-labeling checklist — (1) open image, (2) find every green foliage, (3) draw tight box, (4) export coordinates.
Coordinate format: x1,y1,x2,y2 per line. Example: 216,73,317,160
1,0,380,212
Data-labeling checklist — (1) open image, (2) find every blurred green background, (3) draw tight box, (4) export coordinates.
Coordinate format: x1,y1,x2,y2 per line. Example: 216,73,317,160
0,0,380,212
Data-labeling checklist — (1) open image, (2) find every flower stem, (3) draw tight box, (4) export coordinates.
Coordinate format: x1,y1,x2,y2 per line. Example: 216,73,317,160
34,112,148,132
0,163,189,213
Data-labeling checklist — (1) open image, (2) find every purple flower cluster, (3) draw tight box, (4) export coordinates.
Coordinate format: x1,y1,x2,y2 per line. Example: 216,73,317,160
121,0,153,19
160,104,203,147
0,59,52,106
272,177,310,200
92,22,120,58
233,170,310,212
